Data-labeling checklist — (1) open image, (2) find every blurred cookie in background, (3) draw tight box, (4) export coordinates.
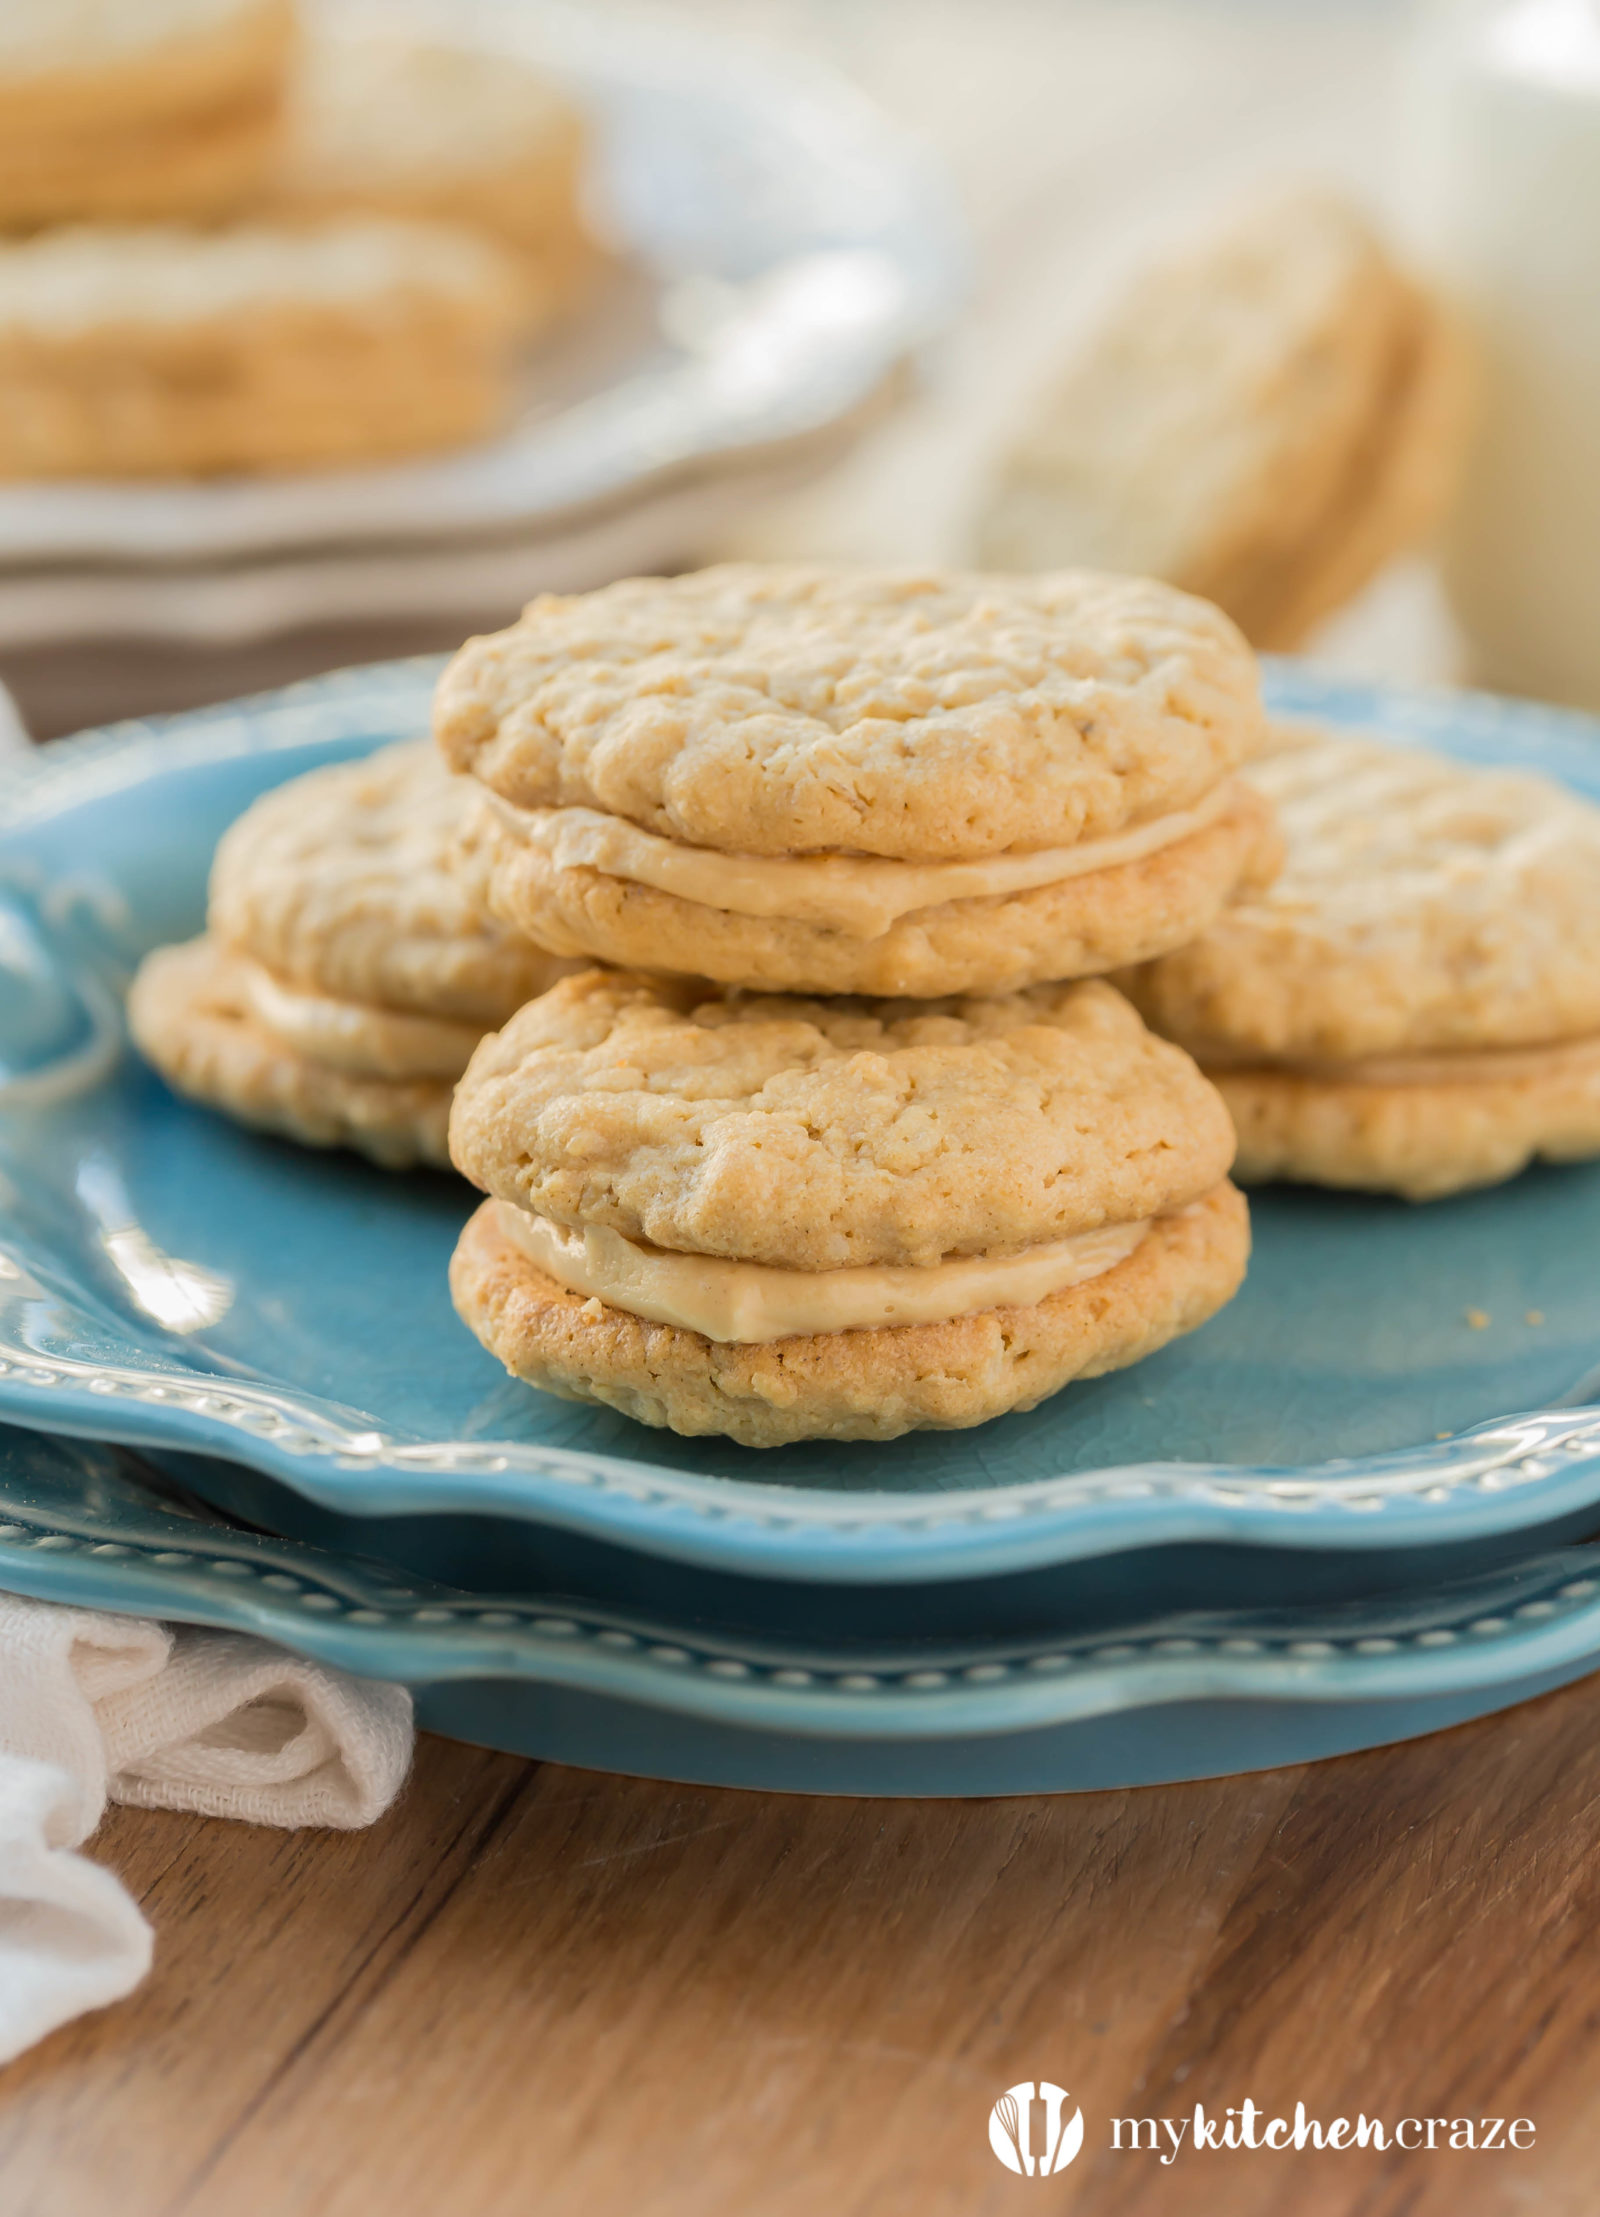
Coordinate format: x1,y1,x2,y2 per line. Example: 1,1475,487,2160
0,218,528,477
0,0,294,227
974,192,1474,652
265,24,601,321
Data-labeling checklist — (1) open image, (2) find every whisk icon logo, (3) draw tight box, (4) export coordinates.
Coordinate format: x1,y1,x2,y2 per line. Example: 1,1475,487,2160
989,2082,1084,2176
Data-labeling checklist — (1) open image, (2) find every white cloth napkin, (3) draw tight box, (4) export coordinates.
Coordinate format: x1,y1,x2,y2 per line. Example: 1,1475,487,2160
0,1593,413,2063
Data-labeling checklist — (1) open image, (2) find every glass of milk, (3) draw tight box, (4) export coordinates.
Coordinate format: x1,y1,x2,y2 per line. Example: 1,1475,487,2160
1408,0,1600,708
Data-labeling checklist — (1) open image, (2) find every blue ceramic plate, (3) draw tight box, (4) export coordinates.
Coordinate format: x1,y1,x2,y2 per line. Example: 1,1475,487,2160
1,1424,1598,1794
4,661,1600,1595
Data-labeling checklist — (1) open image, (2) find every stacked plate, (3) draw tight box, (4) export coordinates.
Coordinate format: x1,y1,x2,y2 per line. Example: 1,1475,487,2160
0,2,962,654
2,660,1600,1794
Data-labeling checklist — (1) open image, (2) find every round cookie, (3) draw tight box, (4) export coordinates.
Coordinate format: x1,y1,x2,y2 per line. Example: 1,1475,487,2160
129,937,453,1171
1124,729,1600,1059
0,0,293,226
1215,1045,1600,1204
0,221,527,481
208,740,559,1023
974,193,1472,652
447,969,1249,1445
437,563,1270,996
130,740,576,1170
1223,283,1473,652
450,970,1239,1268
451,1181,1250,1447
1120,726,1600,1198
439,565,1261,857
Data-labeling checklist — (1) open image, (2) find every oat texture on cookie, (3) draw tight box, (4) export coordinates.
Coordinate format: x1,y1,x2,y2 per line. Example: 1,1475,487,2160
448,1178,1251,1447
1121,724,1600,1199
1214,1051,1600,1203
437,563,1272,995
448,970,1238,1271
129,740,577,1169
128,938,456,1171
208,740,565,1023
1123,726,1600,1061
437,565,1262,857
445,970,1249,1444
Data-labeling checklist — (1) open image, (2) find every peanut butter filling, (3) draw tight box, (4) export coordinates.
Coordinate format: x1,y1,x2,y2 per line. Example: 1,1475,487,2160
240,959,483,1081
493,1200,1151,1344
482,781,1240,940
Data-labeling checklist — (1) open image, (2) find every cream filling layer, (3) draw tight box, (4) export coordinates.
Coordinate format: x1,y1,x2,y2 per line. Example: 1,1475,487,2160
241,960,483,1082
493,1199,1150,1344
1213,1032,1600,1088
483,780,1239,940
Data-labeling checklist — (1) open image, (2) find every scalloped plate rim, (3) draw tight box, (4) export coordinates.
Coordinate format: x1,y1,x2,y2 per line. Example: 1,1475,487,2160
1,1434,1600,1741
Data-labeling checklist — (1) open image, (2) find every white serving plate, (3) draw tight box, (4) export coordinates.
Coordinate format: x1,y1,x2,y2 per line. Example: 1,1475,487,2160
0,1,962,641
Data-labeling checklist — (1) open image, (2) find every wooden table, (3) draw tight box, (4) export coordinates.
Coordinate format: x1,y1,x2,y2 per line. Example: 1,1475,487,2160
5,1678,1600,2215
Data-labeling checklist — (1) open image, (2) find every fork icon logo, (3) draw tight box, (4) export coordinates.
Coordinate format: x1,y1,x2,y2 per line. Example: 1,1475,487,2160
989,2082,1084,2176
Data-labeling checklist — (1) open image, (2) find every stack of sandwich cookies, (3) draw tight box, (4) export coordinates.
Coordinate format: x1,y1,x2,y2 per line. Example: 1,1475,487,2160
1121,728,1600,1199
0,0,293,227
0,220,527,479
130,742,576,1170
437,565,1277,998
448,970,1249,1446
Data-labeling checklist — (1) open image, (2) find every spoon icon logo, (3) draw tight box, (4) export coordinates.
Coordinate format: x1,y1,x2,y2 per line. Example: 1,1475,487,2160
989,2082,1084,2176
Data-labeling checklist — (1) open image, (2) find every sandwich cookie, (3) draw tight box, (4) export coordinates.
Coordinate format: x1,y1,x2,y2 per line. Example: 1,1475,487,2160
448,969,1249,1446
1120,726,1600,1199
0,0,293,227
437,564,1276,998
975,192,1473,651
0,219,526,480
130,741,577,1170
